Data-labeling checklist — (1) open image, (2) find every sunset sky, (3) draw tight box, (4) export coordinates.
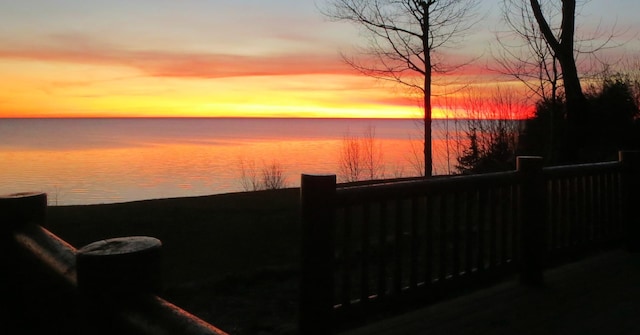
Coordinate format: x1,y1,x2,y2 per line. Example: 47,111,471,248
1,0,639,119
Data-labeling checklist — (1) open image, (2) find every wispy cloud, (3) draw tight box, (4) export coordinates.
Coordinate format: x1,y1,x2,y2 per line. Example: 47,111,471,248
0,33,352,79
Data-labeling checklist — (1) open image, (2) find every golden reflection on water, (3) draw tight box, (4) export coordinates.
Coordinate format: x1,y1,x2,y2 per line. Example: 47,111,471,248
1,119,466,205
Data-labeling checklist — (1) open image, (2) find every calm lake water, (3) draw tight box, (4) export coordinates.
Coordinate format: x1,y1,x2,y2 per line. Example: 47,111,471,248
1,118,468,205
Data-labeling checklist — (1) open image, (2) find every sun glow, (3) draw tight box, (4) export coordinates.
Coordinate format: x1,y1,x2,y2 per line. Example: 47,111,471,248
1,0,638,120
0,57,532,119
0,57,425,118
0,33,534,120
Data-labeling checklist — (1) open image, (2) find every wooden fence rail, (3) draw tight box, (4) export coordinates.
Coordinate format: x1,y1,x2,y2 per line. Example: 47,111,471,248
1,192,228,335
300,151,640,335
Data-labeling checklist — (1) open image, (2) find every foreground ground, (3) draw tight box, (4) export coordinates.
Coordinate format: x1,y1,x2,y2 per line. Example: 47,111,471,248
46,188,301,334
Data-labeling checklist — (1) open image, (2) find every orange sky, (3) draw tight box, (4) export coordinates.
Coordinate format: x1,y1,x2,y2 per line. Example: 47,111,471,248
0,1,637,119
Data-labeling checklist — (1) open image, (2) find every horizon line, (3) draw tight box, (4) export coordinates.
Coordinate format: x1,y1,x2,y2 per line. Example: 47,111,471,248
0,115,530,121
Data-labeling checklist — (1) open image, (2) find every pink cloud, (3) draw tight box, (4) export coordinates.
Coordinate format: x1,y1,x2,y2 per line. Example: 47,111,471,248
0,34,353,79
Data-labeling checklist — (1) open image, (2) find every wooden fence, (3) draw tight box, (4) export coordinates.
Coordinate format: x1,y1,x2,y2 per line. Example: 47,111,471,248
0,192,228,335
300,151,640,335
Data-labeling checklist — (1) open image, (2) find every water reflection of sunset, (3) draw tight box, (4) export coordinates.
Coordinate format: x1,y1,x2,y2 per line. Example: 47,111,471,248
2,140,461,206
0,118,467,205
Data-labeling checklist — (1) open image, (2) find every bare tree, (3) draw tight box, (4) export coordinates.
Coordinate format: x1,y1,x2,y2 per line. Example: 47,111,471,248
494,0,561,105
322,0,481,177
457,86,526,173
406,133,426,176
362,125,385,179
261,161,288,190
339,131,363,182
494,0,562,162
436,91,467,174
338,125,385,182
239,158,287,191
239,158,261,191
528,0,588,125
496,0,625,161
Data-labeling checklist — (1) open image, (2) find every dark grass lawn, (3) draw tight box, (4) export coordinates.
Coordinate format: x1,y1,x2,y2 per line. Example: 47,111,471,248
45,188,302,335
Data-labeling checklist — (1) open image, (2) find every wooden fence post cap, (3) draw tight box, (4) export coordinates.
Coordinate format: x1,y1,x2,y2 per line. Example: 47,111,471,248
78,236,161,257
0,192,47,230
301,174,337,182
77,236,163,296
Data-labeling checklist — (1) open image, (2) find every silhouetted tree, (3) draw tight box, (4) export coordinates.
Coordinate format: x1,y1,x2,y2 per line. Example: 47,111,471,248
322,0,481,177
521,73,640,164
456,87,525,173
584,74,640,160
495,0,561,105
500,0,624,162
528,0,588,127
519,97,566,164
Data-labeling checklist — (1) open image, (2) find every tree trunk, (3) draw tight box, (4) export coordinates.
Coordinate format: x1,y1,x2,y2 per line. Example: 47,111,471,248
423,1,433,177
557,52,588,125
424,78,433,177
530,0,588,161
529,0,588,125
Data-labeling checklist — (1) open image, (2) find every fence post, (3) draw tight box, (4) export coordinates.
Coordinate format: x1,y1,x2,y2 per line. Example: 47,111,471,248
76,236,162,334
299,174,336,335
517,156,546,286
620,151,640,252
1,192,49,331
1,192,47,232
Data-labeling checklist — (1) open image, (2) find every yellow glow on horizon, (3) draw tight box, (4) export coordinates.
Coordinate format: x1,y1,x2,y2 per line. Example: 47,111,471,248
0,58,429,118
0,58,528,120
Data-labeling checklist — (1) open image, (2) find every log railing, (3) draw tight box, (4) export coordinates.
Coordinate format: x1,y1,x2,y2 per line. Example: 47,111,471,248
300,151,640,334
1,192,228,335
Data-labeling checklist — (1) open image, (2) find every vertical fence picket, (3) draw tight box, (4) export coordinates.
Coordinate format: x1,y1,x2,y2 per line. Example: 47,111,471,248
487,188,497,270
512,184,521,262
477,188,487,273
595,174,604,241
499,186,509,265
578,174,587,246
438,194,448,282
341,205,353,307
465,190,475,275
566,177,575,249
424,195,434,284
452,192,461,278
377,201,388,300
410,197,420,289
586,175,595,244
572,176,580,247
604,173,613,239
549,179,559,251
393,198,404,295
612,172,623,235
360,203,371,303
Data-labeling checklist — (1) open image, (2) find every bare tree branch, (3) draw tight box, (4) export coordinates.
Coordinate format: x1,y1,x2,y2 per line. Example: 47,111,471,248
321,0,482,176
